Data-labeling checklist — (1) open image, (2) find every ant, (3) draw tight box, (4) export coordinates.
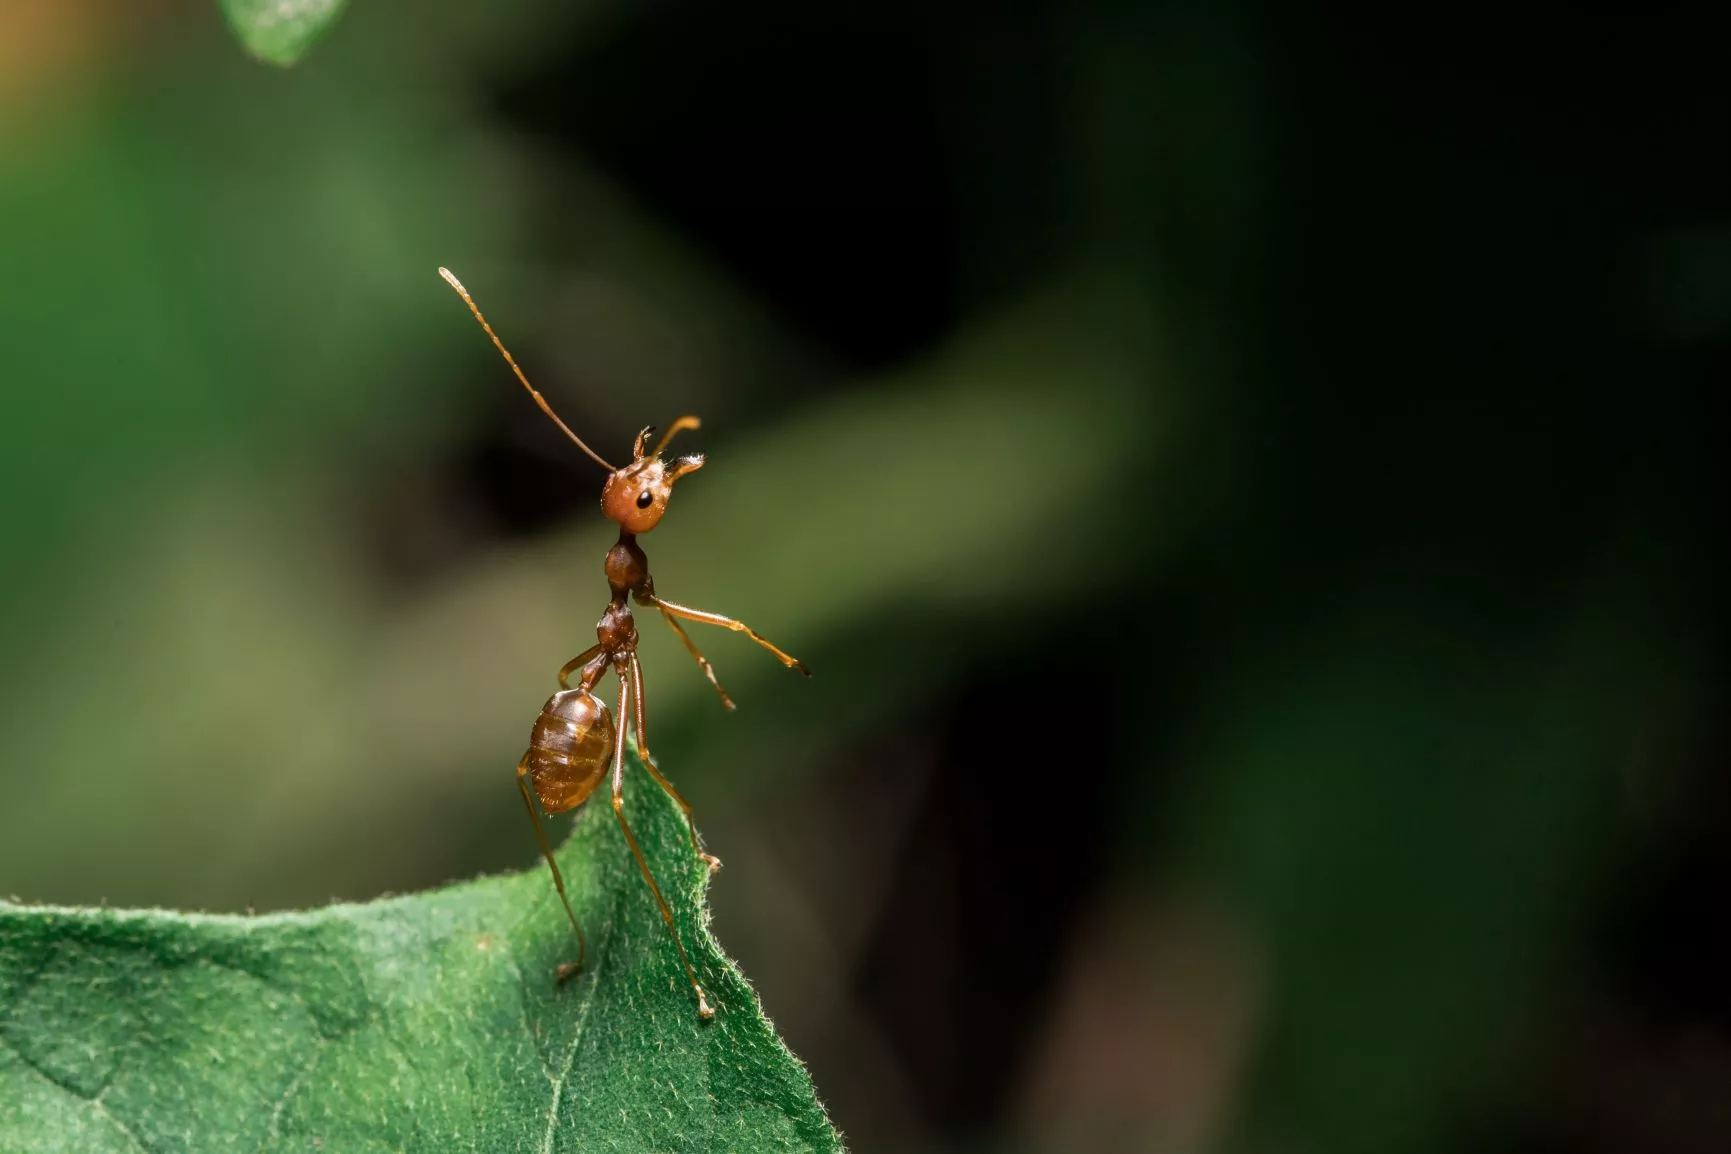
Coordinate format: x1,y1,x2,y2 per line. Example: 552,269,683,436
440,268,808,1020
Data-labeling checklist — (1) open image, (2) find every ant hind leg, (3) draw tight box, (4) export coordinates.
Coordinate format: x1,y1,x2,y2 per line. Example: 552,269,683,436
516,758,587,981
631,656,720,869
611,669,714,1019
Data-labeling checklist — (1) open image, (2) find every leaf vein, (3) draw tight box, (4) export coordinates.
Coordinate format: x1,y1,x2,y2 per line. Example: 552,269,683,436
539,908,616,1154
91,1086,155,1154
0,1030,154,1154
189,957,330,1146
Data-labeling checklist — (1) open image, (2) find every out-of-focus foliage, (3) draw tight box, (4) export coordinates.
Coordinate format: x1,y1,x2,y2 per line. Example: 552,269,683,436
1,0,1726,1152
0,781,840,1152
219,0,348,65
0,3,1156,1146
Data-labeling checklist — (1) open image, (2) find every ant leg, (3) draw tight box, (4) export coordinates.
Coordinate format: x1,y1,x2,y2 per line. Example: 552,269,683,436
610,670,714,1019
557,644,605,690
516,758,587,981
659,608,736,711
647,595,810,676
631,654,721,870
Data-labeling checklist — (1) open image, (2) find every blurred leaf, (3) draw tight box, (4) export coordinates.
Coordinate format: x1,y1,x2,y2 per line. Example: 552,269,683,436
218,0,349,66
0,776,840,1152
0,280,1163,914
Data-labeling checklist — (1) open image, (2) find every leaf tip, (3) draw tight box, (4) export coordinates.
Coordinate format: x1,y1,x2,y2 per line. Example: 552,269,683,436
218,0,350,67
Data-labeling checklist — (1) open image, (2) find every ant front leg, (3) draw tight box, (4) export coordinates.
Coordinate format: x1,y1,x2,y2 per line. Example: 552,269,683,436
609,668,714,1019
647,595,810,676
631,654,721,870
658,609,736,711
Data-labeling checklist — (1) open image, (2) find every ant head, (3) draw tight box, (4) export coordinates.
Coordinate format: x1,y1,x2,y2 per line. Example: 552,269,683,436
436,272,708,535
600,423,705,534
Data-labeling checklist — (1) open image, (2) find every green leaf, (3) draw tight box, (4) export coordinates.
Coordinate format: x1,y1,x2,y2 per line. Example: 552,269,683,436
0,761,841,1152
218,0,350,66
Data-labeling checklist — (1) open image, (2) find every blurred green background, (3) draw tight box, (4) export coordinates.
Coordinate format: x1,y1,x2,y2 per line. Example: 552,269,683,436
1,2,1727,1152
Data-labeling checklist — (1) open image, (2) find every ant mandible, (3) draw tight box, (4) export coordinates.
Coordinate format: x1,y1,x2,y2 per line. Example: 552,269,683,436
440,267,809,1020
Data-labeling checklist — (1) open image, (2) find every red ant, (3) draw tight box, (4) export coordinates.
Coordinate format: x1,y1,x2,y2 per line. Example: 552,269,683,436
440,269,808,1019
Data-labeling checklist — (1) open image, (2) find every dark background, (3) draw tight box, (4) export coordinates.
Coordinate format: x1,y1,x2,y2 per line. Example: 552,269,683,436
1,2,1727,1151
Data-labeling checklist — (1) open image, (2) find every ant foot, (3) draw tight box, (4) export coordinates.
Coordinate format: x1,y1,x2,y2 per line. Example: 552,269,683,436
555,960,584,984
695,984,714,1019
701,852,723,871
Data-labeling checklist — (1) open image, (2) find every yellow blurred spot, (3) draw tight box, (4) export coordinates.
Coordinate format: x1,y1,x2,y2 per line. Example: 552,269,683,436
0,0,103,114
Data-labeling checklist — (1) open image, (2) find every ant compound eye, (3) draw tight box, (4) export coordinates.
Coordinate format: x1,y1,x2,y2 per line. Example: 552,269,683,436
635,490,655,510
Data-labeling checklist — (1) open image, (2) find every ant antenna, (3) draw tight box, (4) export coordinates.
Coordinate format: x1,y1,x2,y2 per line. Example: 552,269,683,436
438,267,617,473
653,416,702,456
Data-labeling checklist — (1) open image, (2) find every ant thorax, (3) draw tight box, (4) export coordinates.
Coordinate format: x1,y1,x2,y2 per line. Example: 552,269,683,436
604,536,650,594
596,599,636,655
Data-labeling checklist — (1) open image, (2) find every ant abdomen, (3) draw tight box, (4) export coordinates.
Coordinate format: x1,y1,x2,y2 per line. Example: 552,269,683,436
526,689,614,814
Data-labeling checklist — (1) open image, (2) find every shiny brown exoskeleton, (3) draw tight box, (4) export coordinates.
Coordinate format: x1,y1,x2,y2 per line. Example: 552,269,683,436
440,268,808,1019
